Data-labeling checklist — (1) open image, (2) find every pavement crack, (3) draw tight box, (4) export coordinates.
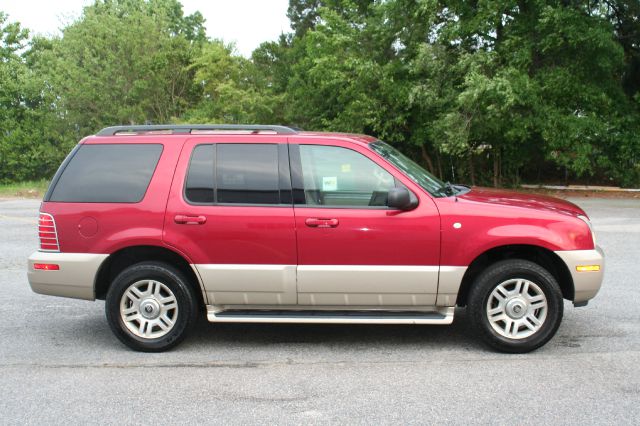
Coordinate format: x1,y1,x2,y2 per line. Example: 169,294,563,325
2,350,639,370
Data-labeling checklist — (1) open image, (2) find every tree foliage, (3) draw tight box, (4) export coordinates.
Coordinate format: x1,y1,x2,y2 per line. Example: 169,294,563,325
38,0,205,132
0,0,639,186
277,0,640,186
0,12,68,182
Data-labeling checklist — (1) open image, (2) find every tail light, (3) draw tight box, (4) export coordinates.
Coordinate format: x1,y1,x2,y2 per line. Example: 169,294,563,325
33,263,60,270
38,213,60,252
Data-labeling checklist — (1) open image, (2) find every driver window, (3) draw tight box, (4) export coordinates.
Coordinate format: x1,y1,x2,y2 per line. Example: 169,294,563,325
299,145,396,207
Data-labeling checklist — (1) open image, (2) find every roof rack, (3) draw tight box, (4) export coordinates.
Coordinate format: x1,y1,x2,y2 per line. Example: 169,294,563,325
96,124,299,136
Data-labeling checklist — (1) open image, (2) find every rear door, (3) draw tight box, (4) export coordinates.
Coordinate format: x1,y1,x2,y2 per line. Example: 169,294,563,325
163,137,297,306
290,139,441,306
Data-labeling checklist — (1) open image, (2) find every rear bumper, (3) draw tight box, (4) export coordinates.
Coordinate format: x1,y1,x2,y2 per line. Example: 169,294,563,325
554,246,605,304
27,252,108,300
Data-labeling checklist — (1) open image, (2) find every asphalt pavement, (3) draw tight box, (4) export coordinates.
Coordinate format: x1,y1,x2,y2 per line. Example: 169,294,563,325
0,197,638,425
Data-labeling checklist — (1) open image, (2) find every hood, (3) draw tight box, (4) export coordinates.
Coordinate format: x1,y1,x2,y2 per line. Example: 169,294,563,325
457,187,587,217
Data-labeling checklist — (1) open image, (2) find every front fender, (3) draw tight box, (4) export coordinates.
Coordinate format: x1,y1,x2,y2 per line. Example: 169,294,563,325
438,208,592,266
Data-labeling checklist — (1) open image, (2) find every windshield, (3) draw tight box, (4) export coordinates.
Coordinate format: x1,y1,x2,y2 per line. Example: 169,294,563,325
370,141,448,197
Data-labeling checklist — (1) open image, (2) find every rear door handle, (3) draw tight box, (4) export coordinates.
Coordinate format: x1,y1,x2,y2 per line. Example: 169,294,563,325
305,218,339,228
174,214,207,225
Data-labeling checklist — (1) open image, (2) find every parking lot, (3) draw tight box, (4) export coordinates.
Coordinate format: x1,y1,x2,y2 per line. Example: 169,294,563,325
1,197,639,424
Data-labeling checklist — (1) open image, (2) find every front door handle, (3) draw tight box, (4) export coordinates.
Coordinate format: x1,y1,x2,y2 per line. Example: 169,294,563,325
174,214,207,225
305,218,339,228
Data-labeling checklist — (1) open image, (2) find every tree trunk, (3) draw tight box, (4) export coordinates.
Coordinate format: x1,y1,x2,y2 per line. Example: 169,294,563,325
420,145,435,174
493,149,500,187
468,152,476,186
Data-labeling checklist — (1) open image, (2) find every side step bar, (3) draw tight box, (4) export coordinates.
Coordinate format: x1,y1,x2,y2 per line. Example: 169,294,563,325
207,307,454,325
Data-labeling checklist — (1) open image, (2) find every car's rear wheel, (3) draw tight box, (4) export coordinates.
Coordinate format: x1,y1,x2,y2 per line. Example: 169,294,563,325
105,261,198,352
468,259,564,353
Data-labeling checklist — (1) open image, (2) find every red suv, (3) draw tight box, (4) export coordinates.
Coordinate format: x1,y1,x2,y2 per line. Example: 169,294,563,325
27,124,604,352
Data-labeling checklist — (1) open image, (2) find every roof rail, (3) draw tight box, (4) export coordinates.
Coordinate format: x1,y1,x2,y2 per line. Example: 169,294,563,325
96,124,299,136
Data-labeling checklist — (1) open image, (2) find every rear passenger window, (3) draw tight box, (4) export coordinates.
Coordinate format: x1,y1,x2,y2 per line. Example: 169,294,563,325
217,144,279,204
49,144,162,203
184,144,281,205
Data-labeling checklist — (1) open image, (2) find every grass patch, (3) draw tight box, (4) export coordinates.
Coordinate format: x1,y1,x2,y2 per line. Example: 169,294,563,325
0,180,50,198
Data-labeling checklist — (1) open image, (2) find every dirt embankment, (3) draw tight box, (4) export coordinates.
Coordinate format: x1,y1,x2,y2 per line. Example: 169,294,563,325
519,188,640,200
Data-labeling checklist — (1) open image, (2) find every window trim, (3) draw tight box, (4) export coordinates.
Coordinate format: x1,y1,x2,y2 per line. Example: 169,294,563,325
290,143,411,210
46,143,163,204
183,143,293,207
369,140,447,198
183,143,216,205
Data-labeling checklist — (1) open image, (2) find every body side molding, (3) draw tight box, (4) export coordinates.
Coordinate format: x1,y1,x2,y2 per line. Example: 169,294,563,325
437,266,468,306
194,264,469,308
193,264,297,305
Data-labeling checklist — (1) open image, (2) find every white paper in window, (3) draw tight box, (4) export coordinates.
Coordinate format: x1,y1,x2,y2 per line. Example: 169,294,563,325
322,176,338,191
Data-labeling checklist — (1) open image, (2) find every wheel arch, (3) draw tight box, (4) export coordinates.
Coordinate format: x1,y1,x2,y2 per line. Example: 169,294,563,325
455,244,574,307
94,245,207,307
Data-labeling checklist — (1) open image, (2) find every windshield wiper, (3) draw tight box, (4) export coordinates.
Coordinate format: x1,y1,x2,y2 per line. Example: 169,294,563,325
440,181,460,201
444,181,456,196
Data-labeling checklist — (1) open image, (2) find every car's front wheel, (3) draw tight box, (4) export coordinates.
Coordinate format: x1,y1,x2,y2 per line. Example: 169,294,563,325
105,261,198,352
468,259,564,353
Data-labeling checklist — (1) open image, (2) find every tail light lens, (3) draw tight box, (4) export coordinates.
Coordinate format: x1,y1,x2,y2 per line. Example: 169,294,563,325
33,263,60,270
38,213,60,252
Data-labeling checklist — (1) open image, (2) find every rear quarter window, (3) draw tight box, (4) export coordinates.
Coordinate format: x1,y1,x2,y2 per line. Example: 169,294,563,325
47,144,163,203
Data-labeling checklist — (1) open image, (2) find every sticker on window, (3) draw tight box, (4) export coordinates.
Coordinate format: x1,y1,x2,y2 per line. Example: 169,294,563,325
322,176,337,191
341,164,351,173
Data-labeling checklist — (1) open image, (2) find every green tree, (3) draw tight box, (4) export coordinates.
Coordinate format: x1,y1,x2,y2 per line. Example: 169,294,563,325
183,40,276,123
408,0,639,185
282,3,418,142
33,0,205,135
0,12,72,182
2,0,639,187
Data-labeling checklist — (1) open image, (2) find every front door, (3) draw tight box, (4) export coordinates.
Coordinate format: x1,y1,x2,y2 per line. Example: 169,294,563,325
163,137,297,305
289,141,441,306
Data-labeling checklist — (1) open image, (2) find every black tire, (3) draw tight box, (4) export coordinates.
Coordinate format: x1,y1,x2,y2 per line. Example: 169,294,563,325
105,261,199,352
468,259,563,353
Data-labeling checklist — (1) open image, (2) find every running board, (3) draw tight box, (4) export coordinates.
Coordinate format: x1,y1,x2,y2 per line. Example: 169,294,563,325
206,307,454,325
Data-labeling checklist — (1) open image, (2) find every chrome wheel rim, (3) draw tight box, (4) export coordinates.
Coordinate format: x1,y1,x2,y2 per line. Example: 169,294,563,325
486,278,547,340
120,280,178,339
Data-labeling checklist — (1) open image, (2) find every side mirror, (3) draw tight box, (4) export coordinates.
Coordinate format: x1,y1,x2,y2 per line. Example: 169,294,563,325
387,187,417,210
